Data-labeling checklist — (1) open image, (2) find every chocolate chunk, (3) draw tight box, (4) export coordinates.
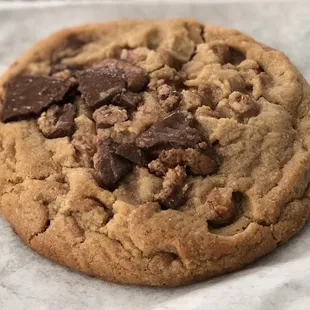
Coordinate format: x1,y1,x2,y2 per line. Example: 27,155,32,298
1,75,75,122
136,113,202,149
93,105,128,128
94,138,132,188
159,148,218,176
76,65,126,108
207,187,237,226
38,104,76,138
113,91,143,110
114,60,148,92
115,142,148,166
155,166,187,209
77,59,148,109
99,59,148,92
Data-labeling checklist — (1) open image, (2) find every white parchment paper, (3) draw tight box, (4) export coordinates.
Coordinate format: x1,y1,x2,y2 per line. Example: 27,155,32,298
0,1,310,309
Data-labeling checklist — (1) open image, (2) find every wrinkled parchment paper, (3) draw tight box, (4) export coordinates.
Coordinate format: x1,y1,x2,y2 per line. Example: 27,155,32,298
0,1,310,309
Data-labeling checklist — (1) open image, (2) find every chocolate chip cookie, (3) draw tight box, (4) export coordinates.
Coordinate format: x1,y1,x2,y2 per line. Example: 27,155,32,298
0,19,310,286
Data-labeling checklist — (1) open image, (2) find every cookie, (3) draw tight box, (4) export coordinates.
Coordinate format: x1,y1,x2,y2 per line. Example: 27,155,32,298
0,19,310,287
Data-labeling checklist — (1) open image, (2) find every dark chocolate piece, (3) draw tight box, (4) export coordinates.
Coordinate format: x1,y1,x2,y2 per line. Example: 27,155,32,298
115,142,148,166
136,112,202,149
94,138,132,188
77,65,126,108
77,59,148,109
1,75,74,122
38,103,76,138
113,91,143,110
99,59,148,92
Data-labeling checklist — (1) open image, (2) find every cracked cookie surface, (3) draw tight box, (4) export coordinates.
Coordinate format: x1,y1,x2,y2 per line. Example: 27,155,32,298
0,19,310,287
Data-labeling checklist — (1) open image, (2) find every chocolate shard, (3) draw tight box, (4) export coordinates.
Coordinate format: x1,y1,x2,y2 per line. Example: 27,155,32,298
136,112,202,149
1,75,75,122
99,59,148,92
76,65,126,108
76,59,148,109
115,142,148,166
94,138,132,188
38,103,76,138
113,91,143,110
155,166,187,209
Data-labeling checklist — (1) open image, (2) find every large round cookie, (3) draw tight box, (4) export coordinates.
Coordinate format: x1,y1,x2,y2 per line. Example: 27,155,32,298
0,19,310,287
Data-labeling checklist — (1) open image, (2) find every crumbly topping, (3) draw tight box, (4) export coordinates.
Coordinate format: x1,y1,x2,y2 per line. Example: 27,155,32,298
0,20,309,287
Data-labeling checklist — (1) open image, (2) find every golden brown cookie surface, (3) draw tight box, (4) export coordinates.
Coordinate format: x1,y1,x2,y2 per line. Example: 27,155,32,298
0,19,310,286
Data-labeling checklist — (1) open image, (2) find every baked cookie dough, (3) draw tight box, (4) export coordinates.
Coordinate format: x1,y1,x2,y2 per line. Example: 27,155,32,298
0,19,310,286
